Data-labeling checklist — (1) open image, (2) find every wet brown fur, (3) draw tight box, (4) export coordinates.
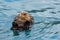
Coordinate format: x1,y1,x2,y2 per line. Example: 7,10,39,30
11,11,34,31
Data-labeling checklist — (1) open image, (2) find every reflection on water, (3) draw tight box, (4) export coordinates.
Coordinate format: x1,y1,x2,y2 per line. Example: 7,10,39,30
12,30,19,36
12,29,31,36
24,29,31,36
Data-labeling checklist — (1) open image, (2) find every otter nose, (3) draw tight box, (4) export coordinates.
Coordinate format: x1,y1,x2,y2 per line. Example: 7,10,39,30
23,13,26,15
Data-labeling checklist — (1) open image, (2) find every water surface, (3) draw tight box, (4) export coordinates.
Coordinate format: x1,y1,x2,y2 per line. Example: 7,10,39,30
0,0,60,40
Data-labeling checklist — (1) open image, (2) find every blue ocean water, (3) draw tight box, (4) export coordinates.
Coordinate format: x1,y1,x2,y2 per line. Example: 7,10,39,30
0,0,60,40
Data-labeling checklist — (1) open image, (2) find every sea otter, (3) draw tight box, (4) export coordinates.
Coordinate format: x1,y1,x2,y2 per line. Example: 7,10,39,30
11,11,34,31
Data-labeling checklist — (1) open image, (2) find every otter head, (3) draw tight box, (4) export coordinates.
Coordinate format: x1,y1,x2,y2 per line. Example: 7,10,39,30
18,11,31,21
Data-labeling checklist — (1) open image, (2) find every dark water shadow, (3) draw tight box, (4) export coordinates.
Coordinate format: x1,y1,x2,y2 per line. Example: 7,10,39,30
26,9,47,13
25,7,55,13
51,21,60,25
12,30,20,36
57,11,60,13
24,29,31,36
12,29,31,36
54,3,60,5
2,8,12,10
50,12,56,14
